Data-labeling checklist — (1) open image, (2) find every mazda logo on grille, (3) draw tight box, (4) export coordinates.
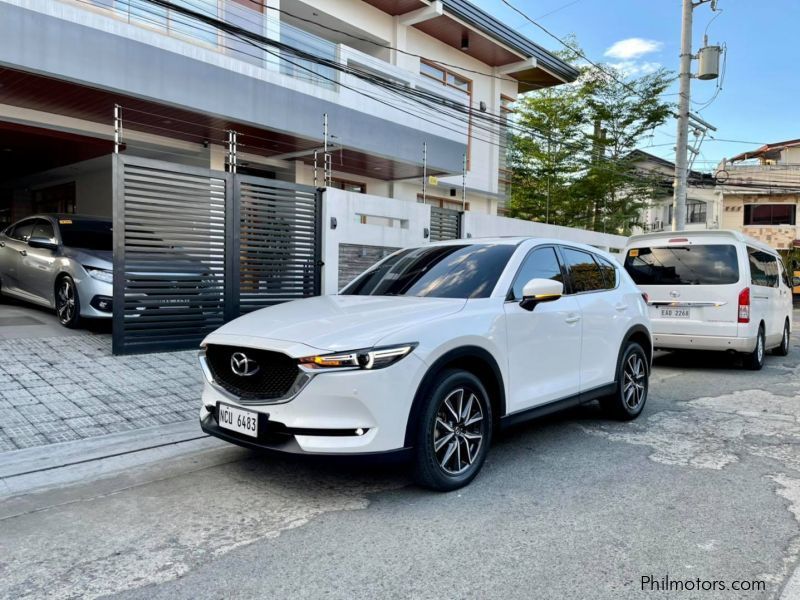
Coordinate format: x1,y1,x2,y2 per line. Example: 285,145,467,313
230,352,259,377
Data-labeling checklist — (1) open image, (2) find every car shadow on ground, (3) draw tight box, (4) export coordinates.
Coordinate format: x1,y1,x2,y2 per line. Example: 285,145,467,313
0,293,111,335
653,349,748,371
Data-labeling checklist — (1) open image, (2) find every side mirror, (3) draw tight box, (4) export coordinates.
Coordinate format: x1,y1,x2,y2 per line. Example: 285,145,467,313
28,237,58,251
792,276,800,288
519,278,563,312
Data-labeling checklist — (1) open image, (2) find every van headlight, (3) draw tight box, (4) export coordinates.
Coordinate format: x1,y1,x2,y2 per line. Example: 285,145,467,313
85,267,113,283
299,343,417,371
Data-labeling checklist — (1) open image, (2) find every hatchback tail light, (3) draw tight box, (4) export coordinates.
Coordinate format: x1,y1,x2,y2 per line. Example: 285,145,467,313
738,287,750,323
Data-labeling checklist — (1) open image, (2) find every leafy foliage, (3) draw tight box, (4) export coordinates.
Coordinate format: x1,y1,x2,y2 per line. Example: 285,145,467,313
506,42,675,234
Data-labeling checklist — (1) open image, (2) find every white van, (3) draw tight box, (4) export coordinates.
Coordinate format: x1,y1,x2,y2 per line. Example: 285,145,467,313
623,230,793,370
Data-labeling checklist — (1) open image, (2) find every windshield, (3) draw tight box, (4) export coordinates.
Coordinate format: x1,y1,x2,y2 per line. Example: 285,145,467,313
59,219,113,251
624,244,740,285
341,244,516,299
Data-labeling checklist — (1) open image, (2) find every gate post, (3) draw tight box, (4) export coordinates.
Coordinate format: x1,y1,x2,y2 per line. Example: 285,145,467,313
224,173,241,322
111,153,125,355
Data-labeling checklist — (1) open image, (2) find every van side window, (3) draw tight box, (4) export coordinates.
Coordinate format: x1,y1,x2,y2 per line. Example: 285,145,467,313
562,247,605,293
748,247,779,288
779,261,791,288
510,246,564,301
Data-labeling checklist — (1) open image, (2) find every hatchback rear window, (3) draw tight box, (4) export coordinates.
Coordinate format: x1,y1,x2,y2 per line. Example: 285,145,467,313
624,244,739,285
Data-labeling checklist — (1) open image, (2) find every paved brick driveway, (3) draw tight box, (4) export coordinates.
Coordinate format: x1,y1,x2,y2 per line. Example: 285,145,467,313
0,335,201,451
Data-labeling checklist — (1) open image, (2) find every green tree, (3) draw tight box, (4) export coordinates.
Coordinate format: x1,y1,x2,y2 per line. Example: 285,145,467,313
507,44,674,234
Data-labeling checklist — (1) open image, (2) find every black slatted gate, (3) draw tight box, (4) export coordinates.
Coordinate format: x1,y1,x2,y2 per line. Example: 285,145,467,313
429,206,462,242
113,155,321,354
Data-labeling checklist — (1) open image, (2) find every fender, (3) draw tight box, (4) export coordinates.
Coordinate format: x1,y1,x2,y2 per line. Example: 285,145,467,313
403,345,506,447
617,323,653,376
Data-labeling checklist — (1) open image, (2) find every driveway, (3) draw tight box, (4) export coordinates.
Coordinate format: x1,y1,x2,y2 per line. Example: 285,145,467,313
0,297,201,451
1,312,799,599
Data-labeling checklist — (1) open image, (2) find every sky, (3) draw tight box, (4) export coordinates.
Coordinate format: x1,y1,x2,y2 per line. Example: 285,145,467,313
482,0,800,172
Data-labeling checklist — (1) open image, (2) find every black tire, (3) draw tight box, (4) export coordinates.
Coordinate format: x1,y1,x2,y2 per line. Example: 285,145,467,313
743,325,765,370
411,369,493,492
773,320,790,357
55,275,81,328
600,342,649,421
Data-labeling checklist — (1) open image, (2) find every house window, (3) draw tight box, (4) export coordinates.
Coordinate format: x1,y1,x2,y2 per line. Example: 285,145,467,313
498,95,515,205
744,204,797,226
330,178,367,194
687,200,707,224
420,60,473,169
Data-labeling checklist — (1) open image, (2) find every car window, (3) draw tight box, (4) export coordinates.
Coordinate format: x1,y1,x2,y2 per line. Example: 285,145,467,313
748,247,779,288
510,246,564,300
624,244,740,285
58,219,112,251
562,247,605,293
596,256,618,289
8,220,35,242
31,219,56,242
341,243,516,299
779,261,791,288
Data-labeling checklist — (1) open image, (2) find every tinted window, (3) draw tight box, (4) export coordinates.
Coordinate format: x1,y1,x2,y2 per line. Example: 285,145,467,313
748,247,779,288
31,219,55,242
342,244,515,299
510,246,563,300
624,245,740,286
744,204,796,226
8,220,35,242
597,256,618,290
58,219,112,251
562,248,605,293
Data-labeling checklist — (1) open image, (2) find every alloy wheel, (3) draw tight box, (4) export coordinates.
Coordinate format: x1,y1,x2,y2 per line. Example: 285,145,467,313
433,387,484,475
57,279,76,324
622,353,646,411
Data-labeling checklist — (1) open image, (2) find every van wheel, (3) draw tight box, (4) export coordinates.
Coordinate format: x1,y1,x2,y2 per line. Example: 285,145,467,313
601,342,649,420
744,326,765,370
411,369,492,492
774,320,790,357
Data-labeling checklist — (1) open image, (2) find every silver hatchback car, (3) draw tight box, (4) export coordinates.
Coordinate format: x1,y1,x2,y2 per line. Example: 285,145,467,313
0,214,113,327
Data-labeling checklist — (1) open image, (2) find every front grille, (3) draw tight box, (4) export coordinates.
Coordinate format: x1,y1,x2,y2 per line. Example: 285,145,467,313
205,344,300,401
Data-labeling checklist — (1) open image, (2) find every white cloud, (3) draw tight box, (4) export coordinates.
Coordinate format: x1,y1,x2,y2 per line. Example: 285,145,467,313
608,60,662,77
605,38,663,60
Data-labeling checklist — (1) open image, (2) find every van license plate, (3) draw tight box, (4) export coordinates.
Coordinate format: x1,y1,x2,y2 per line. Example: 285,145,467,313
660,308,691,319
217,403,259,438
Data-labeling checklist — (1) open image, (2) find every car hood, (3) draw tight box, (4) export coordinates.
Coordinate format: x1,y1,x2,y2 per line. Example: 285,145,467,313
63,247,112,269
205,295,467,352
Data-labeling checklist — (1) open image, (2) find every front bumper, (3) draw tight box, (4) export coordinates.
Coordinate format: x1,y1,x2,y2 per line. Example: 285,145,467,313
200,352,427,455
653,333,757,352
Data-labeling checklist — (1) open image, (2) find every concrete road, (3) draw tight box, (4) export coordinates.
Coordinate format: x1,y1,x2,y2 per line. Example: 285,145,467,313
2,316,800,599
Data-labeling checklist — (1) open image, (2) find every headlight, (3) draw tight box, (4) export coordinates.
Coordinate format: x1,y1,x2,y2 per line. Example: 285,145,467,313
85,267,113,283
299,343,417,371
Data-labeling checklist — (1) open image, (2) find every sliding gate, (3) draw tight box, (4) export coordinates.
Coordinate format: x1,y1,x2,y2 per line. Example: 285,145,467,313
112,155,322,354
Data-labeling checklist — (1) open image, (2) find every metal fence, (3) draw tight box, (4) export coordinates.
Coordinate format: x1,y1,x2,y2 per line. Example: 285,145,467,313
112,155,321,355
429,206,462,242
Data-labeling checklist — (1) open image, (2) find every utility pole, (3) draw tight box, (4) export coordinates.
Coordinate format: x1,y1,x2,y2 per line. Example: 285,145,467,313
673,0,694,232
673,0,721,231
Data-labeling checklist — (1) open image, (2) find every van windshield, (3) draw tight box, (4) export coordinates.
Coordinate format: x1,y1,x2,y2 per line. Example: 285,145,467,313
624,244,740,285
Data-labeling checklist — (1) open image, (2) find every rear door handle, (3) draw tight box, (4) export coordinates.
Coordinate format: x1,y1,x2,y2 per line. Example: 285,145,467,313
565,315,580,324
615,303,628,311
19,249,26,256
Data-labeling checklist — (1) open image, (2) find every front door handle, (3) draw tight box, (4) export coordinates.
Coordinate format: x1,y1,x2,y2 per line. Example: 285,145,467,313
0,241,5,247
565,315,580,324
19,249,26,256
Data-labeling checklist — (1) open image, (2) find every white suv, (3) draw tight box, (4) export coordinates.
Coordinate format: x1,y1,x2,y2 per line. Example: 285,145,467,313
199,238,651,490
624,230,793,370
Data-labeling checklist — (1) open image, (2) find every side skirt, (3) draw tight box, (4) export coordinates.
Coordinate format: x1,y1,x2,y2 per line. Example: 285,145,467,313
498,382,617,431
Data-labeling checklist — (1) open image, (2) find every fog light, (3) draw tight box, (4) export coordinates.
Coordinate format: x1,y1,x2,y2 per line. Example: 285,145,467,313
355,428,365,436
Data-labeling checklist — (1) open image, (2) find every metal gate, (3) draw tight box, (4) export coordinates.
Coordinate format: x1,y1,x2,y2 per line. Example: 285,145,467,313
113,155,322,354
429,206,462,242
